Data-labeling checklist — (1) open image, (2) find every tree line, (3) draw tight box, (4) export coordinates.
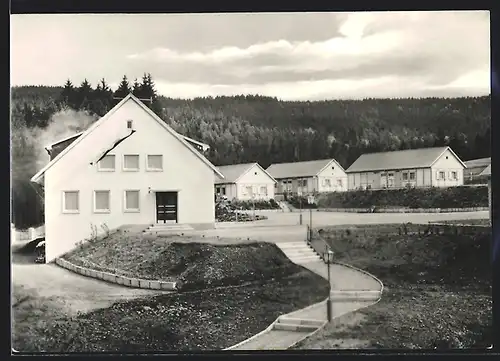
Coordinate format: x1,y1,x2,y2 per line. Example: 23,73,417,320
11,73,491,228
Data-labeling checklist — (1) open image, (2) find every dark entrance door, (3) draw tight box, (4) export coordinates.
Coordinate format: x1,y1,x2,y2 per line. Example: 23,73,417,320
156,192,178,223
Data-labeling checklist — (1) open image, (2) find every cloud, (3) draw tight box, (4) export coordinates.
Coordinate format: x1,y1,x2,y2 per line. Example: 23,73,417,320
11,11,490,99
124,11,489,99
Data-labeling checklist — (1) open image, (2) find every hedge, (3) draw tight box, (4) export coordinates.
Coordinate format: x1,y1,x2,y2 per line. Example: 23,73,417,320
288,186,488,209
231,199,281,210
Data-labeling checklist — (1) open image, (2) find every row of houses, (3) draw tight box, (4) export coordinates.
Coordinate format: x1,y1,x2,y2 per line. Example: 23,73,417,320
215,147,491,201
27,94,490,263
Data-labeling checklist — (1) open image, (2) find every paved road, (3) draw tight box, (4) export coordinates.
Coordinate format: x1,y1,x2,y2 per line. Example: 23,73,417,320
12,263,166,315
235,210,488,228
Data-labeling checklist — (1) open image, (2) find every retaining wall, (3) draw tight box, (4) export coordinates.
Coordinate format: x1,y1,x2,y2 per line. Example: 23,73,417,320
55,258,177,291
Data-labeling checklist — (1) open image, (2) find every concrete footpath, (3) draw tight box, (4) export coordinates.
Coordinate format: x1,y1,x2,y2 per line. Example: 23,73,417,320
225,227,383,350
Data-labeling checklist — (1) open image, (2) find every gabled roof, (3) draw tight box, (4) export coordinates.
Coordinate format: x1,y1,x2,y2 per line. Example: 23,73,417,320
463,157,491,169
44,131,210,153
31,93,223,183
479,164,491,177
266,158,344,179
215,162,277,185
346,146,466,173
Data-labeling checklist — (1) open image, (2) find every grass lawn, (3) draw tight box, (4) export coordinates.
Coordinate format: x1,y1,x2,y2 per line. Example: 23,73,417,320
294,224,492,349
435,219,491,226
62,232,306,291
13,234,330,352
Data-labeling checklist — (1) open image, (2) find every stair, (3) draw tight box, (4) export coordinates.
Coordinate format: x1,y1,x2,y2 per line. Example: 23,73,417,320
275,241,321,264
273,317,324,332
277,201,292,213
143,223,194,235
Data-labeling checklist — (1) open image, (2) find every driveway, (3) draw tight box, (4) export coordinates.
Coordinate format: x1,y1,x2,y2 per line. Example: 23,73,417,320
12,262,166,315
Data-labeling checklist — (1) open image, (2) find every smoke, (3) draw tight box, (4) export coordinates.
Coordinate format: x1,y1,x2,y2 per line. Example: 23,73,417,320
11,108,98,182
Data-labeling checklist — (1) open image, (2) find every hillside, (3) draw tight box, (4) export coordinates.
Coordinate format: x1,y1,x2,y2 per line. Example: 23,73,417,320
10,79,491,228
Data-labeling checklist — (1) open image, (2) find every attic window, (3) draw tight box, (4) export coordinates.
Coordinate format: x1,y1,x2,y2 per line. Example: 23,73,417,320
127,120,133,129
446,156,449,159
332,166,335,169
255,172,258,175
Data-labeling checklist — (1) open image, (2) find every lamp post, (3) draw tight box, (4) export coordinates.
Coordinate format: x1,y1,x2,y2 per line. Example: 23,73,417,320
325,250,334,322
307,195,315,241
298,188,303,225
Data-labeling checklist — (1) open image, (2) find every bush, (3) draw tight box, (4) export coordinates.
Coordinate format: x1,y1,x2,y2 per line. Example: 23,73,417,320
287,195,318,209
231,199,281,210
314,186,488,209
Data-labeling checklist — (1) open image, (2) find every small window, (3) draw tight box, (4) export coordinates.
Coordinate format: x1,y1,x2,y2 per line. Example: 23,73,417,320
221,187,226,195
124,190,140,212
123,155,140,171
260,186,267,195
402,172,408,181
254,171,258,175
245,186,253,196
409,172,416,180
337,179,343,187
97,155,115,171
127,120,133,129
451,171,458,180
438,171,446,180
147,155,163,171
63,191,79,213
324,178,331,187
94,190,110,213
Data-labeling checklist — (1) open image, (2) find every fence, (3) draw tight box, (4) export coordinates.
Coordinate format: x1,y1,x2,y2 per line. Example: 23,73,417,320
306,224,332,263
11,223,45,243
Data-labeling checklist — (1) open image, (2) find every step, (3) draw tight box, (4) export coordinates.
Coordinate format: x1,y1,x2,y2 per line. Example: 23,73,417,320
329,290,381,301
281,247,315,253
276,242,310,248
273,322,319,332
276,317,325,328
290,256,321,264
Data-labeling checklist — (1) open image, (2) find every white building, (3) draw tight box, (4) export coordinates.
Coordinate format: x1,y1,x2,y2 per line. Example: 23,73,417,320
346,146,466,190
31,93,224,262
214,162,277,201
266,158,348,196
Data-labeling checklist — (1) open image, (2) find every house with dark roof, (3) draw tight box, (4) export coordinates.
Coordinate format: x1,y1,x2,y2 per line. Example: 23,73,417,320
215,163,277,201
479,164,492,221
345,146,466,190
266,158,348,196
31,93,224,262
463,157,491,183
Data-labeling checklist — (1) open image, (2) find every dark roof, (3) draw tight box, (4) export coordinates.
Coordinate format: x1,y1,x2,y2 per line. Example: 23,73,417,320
346,146,465,173
463,157,491,169
215,163,276,184
266,159,341,179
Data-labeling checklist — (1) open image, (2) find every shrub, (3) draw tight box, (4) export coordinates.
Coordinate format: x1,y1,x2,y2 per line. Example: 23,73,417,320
314,186,488,209
231,199,281,210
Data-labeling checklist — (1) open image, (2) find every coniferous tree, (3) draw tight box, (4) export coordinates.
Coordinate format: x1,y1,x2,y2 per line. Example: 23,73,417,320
77,78,93,111
113,75,132,99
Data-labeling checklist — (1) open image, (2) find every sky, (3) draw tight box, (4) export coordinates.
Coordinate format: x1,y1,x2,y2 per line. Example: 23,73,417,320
10,11,491,100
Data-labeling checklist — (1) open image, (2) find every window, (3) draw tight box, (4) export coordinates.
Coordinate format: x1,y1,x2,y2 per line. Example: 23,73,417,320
324,178,331,187
438,171,445,180
402,172,408,181
337,179,343,187
221,187,226,195
147,155,163,171
409,172,416,181
124,190,140,212
245,186,253,196
451,171,458,180
94,190,110,213
127,120,133,129
62,191,79,213
123,155,140,171
260,186,267,195
97,155,115,171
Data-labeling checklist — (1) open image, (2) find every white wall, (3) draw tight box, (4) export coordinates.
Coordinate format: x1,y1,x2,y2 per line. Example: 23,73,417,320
316,161,348,192
430,149,465,187
215,183,237,200
235,164,276,200
44,99,216,262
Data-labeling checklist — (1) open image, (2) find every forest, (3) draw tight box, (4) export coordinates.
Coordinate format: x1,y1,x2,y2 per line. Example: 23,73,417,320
11,73,491,228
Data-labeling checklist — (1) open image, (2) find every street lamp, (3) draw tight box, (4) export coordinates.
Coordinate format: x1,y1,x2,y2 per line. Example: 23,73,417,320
307,195,315,240
325,249,334,322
